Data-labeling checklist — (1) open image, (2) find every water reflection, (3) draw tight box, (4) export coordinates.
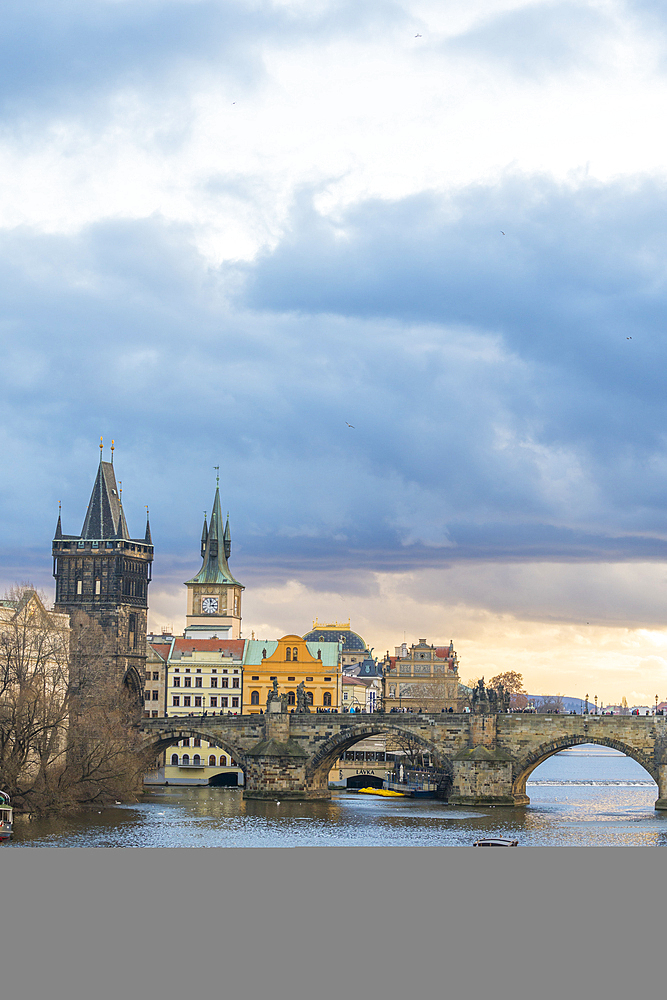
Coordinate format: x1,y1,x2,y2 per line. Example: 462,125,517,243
9,745,667,847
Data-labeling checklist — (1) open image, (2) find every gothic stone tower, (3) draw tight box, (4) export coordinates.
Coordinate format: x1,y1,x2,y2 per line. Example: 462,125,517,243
184,483,244,639
52,442,153,692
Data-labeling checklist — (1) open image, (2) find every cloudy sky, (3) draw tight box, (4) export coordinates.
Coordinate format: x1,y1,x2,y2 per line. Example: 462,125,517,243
4,0,667,703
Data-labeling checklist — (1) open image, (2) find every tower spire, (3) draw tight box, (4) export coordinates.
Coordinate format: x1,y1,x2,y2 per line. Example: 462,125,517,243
54,500,62,540
224,511,231,559
144,506,152,545
200,511,209,558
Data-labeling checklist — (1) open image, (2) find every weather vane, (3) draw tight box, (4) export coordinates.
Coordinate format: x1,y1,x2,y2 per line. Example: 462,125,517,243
214,465,220,487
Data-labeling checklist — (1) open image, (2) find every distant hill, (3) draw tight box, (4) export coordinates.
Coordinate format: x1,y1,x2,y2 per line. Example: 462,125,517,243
527,695,595,713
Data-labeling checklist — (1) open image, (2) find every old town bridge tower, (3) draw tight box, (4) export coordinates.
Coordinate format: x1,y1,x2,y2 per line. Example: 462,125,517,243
52,441,153,693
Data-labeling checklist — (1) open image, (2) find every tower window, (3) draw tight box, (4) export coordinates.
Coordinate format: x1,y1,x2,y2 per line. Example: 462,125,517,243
76,580,82,595
292,648,298,661
95,579,101,596
286,648,291,661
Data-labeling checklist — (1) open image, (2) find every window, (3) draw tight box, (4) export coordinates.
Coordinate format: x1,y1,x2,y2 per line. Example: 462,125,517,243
343,692,348,701
182,739,190,747
195,696,202,707
153,672,159,680
323,692,332,707
250,691,260,705
129,614,137,650
144,710,150,718
173,677,180,687
152,691,158,700
152,710,158,718
172,696,180,706
183,696,191,707
182,754,190,765
193,754,201,765
306,677,313,682
221,678,228,688
77,580,82,595
306,692,313,705
195,677,202,688
144,691,151,702
231,697,239,708
232,678,239,688
196,668,202,673
95,579,101,595
324,677,331,682
184,677,191,687
171,754,178,765
220,755,227,766
286,647,291,661
292,647,298,660
194,738,201,747
288,691,295,706
210,697,217,708
288,676,295,681
221,697,228,707
210,677,218,688
209,755,216,766
252,676,259,681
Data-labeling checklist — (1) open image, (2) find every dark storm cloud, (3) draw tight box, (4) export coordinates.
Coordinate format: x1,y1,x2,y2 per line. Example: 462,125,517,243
5,175,667,593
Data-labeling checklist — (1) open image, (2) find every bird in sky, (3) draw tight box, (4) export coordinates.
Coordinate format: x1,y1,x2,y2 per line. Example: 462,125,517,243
415,34,422,37
346,422,355,428
627,337,632,340
501,231,505,235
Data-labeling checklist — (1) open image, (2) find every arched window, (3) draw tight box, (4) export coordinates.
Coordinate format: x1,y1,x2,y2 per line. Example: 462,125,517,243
323,692,332,706
182,754,190,765
193,754,201,765
171,753,178,765
251,690,260,705
209,755,216,766
219,755,227,766
292,647,298,661
306,691,313,705
286,647,291,661
288,691,295,706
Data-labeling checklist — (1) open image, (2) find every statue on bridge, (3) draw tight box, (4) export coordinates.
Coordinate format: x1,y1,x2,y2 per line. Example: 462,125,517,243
266,678,287,714
296,681,310,714
471,678,510,714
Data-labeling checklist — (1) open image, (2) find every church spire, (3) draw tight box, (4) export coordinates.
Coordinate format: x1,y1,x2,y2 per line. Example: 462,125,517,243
82,450,125,539
200,512,208,558
144,507,152,545
224,512,231,559
186,484,241,587
54,501,62,540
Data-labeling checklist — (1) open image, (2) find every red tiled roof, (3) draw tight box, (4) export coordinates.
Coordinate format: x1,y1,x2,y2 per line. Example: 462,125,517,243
149,643,169,661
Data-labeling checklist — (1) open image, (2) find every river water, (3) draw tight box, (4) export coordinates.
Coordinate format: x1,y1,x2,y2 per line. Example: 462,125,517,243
7,745,667,847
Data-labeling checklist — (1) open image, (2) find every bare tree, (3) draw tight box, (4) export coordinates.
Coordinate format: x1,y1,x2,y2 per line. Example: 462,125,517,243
0,588,149,815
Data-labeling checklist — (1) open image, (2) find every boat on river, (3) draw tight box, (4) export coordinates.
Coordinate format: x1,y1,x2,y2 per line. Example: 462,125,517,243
0,791,13,841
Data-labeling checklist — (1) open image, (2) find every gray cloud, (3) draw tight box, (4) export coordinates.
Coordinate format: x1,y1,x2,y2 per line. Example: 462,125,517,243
5,174,667,599
443,2,612,79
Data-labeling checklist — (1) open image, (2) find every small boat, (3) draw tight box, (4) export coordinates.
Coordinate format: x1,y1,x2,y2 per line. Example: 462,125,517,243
0,791,13,842
358,787,406,797
473,837,518,847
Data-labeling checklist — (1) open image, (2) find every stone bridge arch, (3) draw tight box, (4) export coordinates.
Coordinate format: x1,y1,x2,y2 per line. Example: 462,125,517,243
141,728,247,772
512,735,659,804
305,722,453,790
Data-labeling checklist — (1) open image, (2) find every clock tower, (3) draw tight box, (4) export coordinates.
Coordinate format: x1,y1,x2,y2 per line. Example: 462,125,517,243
184,483,243,639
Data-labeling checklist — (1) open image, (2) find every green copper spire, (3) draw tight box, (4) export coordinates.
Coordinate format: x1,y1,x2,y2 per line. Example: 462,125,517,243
186,486,241,586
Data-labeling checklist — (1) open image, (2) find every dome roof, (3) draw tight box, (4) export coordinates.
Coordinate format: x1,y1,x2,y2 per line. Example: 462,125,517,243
302,627,368,652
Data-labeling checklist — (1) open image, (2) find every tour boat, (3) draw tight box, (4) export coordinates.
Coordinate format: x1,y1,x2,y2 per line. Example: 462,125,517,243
0,791,13,842
472,838,518,847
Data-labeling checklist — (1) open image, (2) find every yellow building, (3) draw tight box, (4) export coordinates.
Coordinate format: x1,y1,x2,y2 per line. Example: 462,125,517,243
243,635,341,714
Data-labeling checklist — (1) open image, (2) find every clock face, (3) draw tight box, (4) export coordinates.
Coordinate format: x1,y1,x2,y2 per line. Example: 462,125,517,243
202,597,219,614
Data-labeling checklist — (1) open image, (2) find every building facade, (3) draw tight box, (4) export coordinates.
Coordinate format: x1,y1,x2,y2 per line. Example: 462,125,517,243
52,442,153,694
243,635,340,714
384,639,460,712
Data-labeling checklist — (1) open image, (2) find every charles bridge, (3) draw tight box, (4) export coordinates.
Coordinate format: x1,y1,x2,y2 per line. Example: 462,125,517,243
140,710,667,808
